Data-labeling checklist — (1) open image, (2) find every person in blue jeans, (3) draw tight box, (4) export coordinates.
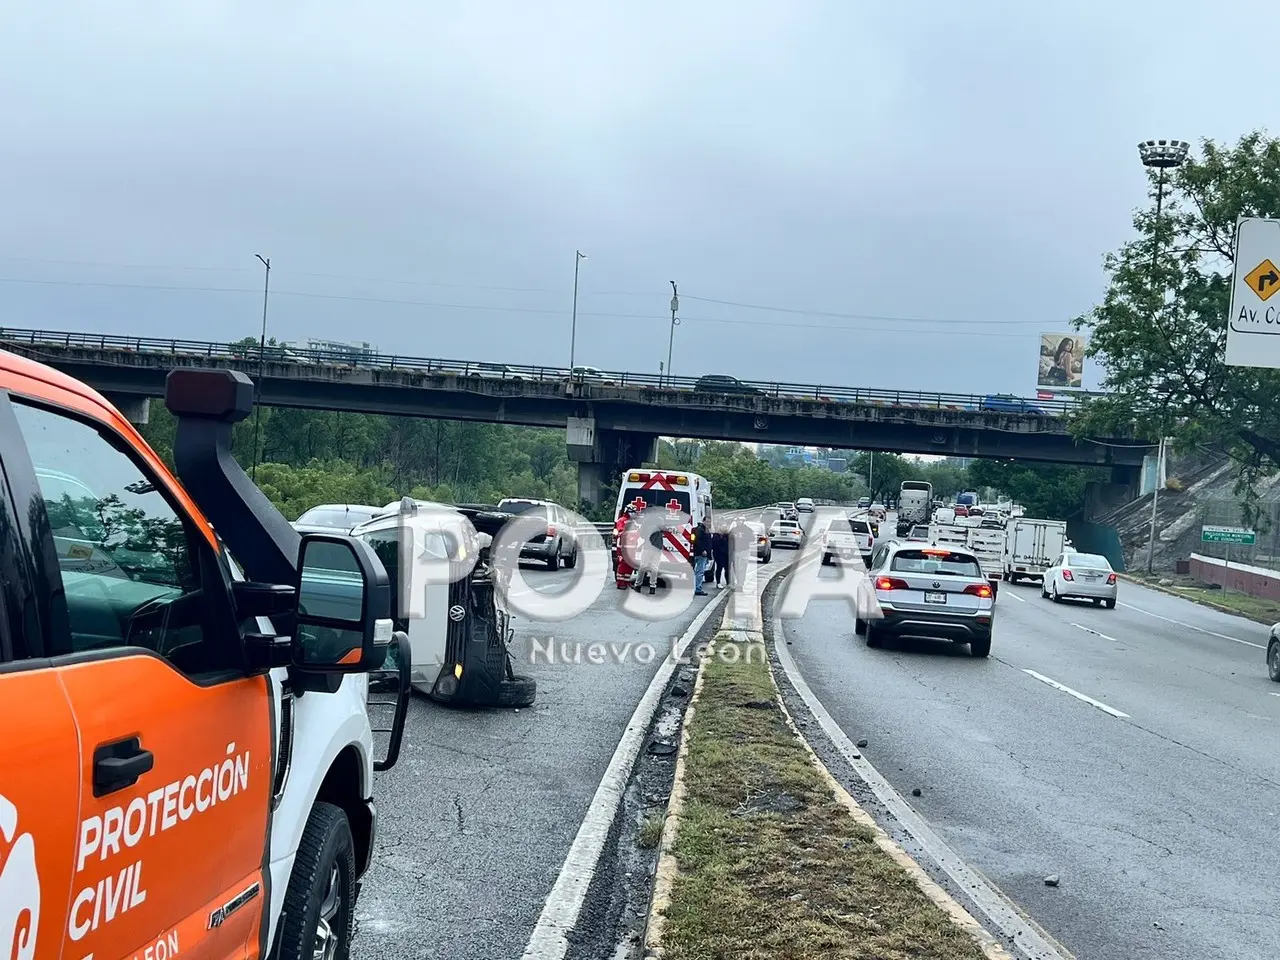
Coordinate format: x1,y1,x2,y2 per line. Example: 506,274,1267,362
691,519,712,595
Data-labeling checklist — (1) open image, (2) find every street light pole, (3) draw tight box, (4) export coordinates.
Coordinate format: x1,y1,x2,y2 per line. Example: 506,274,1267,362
569,250,586,369
1137,139,1189,575
252,254,271,481
666,281,679,385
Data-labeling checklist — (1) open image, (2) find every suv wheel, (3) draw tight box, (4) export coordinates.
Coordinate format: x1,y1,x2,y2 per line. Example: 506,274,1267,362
563,543,578,569
546,549,560,571
1268,639,1280,683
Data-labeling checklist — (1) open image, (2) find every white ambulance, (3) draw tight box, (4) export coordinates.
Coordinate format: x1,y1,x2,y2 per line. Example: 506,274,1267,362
614,468,713,569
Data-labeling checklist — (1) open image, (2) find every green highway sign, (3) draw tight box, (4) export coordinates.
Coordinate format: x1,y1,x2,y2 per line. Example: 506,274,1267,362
1201,525,1257,545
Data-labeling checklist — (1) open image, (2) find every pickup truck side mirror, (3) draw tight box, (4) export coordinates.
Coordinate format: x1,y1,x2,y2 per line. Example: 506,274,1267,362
293,533,394,672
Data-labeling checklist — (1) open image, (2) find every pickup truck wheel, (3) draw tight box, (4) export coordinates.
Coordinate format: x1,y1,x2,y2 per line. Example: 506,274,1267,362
498,674,537,708
274,801,355,960
822,553,832,566
1268,640,1280,682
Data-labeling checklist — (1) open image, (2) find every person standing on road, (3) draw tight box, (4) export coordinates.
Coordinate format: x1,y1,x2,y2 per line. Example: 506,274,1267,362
729,517,750,590
691,518,711,595
711,524,729,588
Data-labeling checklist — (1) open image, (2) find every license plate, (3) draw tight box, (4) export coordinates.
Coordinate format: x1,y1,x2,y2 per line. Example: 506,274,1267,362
924,592,946,604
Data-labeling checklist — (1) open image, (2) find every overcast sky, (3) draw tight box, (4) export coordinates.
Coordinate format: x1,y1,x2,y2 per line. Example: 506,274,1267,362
0,2,1270,396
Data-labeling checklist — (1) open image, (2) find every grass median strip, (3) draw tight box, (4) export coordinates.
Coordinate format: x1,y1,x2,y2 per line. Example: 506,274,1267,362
658,635,987,960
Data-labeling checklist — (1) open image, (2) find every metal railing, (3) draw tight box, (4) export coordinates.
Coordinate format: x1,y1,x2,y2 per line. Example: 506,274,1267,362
0,325,1078,416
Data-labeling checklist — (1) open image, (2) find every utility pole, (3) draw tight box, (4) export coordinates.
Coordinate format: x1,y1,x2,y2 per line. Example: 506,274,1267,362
1137,140,1189,575
252,254,271,481
666,281,679,385
569,250,586,369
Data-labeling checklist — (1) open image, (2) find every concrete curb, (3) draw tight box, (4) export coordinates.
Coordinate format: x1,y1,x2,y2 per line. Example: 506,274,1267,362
641,566,1017,960
764,657,1016,960
1118,573,1274,624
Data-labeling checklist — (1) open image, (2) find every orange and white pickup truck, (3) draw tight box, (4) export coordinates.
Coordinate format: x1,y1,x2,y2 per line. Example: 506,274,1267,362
0,354,409,960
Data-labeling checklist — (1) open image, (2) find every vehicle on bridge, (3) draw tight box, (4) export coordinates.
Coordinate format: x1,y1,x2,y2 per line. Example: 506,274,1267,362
694,373,763,396
858,542,994,657
979,394,1045,415
1,357,411,960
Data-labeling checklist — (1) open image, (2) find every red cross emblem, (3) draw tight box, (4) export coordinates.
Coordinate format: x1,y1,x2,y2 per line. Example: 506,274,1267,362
629,497,647,511
666,499,682,512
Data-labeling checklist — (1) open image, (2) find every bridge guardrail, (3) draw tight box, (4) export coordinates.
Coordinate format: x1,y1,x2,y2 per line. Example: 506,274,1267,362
0,325,1082,416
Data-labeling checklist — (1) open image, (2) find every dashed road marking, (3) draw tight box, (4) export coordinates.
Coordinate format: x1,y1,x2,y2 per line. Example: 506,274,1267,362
1117,602,1264,649
1071,622,1120,643
1022,669,1129,718
1001,589,1025,603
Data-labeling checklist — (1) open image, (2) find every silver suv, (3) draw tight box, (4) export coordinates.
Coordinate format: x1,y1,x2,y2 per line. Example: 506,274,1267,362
859,541,995,657
497,498,580,570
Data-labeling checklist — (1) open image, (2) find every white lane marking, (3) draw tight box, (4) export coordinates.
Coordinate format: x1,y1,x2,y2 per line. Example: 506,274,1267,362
1117,601,1265,649
773,618,1070,959
1071,622,1120,643
1270,692,1280,697
520,585,732,959
1001,589,1025,602
1022,669,1129,718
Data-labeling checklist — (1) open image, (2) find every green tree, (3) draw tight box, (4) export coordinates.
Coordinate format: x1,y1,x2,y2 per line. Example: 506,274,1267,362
1073,131,1280,517
966,460,1105,520
851,452,921,503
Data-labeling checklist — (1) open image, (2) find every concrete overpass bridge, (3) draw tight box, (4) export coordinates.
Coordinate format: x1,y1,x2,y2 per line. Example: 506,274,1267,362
0,327,1150,505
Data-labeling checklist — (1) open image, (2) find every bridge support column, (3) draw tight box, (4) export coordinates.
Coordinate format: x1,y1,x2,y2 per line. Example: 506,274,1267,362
566,417,658,509
1082,466,1142,521
104,394,150,425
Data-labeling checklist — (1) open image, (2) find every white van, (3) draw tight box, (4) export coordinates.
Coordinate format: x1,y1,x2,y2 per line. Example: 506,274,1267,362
615,468,712,566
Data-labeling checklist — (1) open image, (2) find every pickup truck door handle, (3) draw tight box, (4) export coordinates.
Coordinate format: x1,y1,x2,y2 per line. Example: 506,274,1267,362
93,737,154,797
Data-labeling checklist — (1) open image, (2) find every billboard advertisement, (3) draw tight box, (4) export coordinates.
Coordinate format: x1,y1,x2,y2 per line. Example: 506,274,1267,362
1037,332,1086,390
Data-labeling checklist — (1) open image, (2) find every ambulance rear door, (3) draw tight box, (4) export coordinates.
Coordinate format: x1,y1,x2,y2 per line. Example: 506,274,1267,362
0,388,275,960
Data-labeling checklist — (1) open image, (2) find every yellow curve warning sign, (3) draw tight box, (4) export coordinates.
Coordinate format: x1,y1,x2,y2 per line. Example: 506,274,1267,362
1244,259,1280,301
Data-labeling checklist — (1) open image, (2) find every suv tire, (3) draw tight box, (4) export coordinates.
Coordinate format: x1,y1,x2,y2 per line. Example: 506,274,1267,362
499,674,537,707
273,802,356,960
1268,639,1280,683
563,543,578,569
970,637,991,658
546,548,560,571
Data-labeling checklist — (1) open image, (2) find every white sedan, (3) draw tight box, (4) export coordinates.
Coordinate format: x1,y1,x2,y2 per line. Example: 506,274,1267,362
769,519,804,548
1042,551,1117,608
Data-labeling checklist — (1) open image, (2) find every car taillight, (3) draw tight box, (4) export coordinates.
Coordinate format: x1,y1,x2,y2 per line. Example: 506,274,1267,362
547,523,557,537
875,576,909,590
1106,573,1116,584
964,583,993,598
1062,569,1073,581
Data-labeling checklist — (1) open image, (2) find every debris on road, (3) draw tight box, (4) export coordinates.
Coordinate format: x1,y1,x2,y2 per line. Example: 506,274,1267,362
856,738,869,748
1044,875,1059,887
912,787,923,797
649,633,988,960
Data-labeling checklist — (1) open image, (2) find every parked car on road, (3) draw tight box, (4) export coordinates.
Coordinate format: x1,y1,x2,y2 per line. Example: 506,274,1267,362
769,519,804,548
859,542,994,657
497,497,580,570
293,502,386,534
744,520,772,562
1041,552,1117,607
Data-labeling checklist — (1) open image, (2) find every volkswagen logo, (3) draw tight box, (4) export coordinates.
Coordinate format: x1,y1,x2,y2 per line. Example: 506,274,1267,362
932,580,941,589
448,604,466,622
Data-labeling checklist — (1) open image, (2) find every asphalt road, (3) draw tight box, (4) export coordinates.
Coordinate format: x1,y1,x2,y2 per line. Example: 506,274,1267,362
783,560,1280,960
351,553,726,960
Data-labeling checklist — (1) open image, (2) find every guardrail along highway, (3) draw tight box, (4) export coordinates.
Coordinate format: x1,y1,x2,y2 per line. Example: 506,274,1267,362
0,326,1149,504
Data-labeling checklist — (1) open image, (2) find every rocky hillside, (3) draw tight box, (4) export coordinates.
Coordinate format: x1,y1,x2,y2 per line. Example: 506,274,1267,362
1099,448,1280,571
